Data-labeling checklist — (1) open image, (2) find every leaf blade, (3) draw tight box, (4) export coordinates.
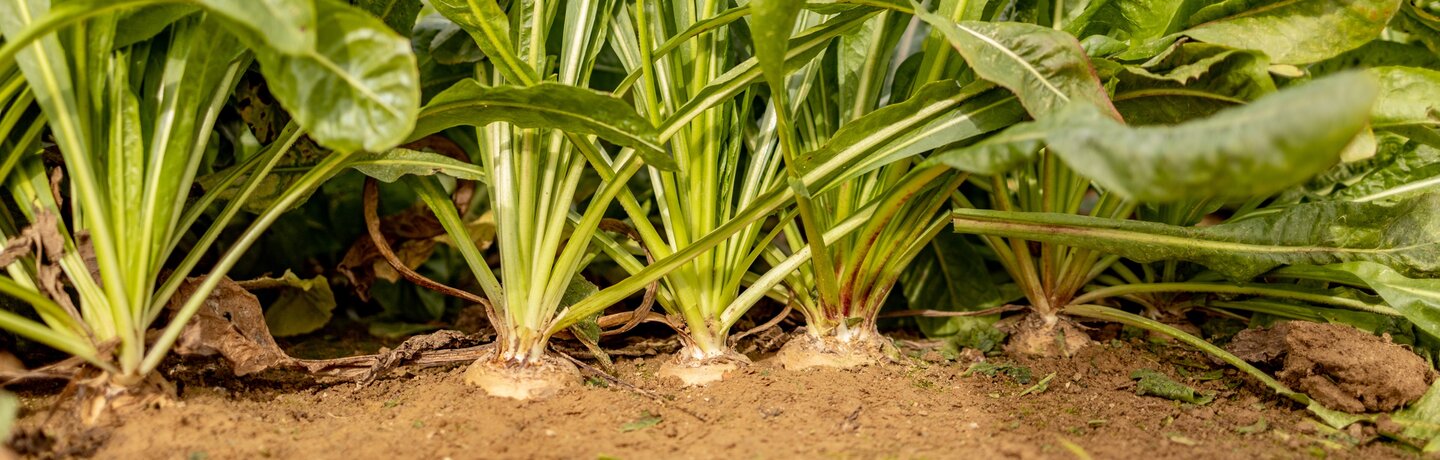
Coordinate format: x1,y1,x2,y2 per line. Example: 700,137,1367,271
1048,71,1378,202
410,80,673,169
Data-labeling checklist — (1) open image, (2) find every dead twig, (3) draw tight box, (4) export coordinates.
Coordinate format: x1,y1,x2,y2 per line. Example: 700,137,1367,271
728,290,794,347
595,219,659,337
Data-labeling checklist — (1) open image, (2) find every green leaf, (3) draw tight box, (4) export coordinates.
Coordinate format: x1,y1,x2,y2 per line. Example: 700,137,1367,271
1047,71,1378,202
200,0,318,54
1327,261,1440,340
249,271,338,337
800,82,1026,190
951,193,1440,280
560,273,611,371
752,0,805,92
963,361,1034,384
1308,40,1440,75
1331,137,1440,202
923,119,1049,174
348,148,486,182
1393,381,1440,452
37,0,317,52
1066,0,1203,46
410,80,674,170
113,5,200,48
367,321,440,338
354,0,422,36
1371,66,1440,133
655,7,875,140
912,5,1119,119
253,0,418,154
428,0,537,85
1395,2,1440,56
414,13,483,66
1182,0,1403,65
899,231,1004,338
369,278,450,324
1103,44,1276,125
1132,369,1215,404
620,411,662,432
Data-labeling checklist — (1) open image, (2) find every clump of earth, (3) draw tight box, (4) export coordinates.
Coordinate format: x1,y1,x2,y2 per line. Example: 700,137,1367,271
1227,321,1434,413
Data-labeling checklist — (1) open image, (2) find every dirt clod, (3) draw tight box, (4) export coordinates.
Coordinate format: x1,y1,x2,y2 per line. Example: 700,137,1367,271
1227,321,1433,413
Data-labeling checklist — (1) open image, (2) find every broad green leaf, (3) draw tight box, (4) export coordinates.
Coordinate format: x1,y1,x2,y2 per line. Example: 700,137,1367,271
800,82,1026,190
113,5,199,48
1371,66,1440,133
354,0,423,36
1284,133,1402,199
200,0,317,54
752,0,806,92
429,0,537,85
410,14,479,105
1047,71,1378,202
899,231,1004,338
1395,1,1440,56
922,119,1048,174
249,271,338,337
415,13,483,66
348,148,486,182
255,0,420,153
1393,382,1440,452
369,278,449,325
834,9,896,121
367,321,441,338
409,80,674,169
912,5,1119,119
0,0,317,56
1182,0,1403,65
1079,34,1130,57
1308,40,1440,75
1102,44,1276,125
561,272,599,309
559,273,610,369
1332,139,1440,202
1066,0,1202,46
1328,261,1440,340
950,193,1440,280
1347,144,1440,200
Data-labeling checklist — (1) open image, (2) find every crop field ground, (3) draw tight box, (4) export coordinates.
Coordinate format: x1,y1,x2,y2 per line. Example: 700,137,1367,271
0,0,1439,458
7,321,1424,459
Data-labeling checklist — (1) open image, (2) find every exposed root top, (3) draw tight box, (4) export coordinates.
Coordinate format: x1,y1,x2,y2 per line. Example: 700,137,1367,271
773,329,892,371
657,349,750,386
463,350,580,400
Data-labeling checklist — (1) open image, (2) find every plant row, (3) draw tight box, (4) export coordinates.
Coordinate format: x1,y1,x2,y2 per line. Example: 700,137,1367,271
0,0,1439,441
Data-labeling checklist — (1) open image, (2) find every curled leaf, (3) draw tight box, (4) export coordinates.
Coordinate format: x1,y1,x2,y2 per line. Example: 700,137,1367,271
1132,368,1214,404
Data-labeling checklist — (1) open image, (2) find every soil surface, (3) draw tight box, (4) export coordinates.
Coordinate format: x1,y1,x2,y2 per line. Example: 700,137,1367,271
9,335,1418,459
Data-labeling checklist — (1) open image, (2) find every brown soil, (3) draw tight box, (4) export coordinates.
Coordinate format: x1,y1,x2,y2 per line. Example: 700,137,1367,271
10,337,1417,459
1227,321,1435,413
